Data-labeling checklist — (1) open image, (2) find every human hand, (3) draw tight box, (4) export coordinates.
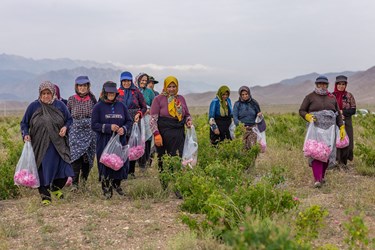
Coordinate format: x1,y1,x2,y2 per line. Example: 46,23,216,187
134,113,140,123
186,120,192,128
339,125,346,140
305,113,316,123
24,135,31,142
59,126,67,137
117,127,124,135
214,128,220,135
111,124,119,132
154,134,163,147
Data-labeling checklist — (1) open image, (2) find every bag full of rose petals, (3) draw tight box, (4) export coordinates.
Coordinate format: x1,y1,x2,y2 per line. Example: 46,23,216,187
100,134,125,170
14,141,40,188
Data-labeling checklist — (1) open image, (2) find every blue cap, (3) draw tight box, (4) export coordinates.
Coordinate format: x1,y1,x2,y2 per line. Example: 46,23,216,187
120,71,133,82
75,76,90,85
315,75,329,84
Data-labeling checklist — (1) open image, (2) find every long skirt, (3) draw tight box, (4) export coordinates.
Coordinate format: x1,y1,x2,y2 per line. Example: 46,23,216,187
210,116,232,145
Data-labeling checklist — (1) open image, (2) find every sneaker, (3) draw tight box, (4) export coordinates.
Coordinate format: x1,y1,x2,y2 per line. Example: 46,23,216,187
51,190,64,199
41,199,51,206
314,182,322,188
115,187,125,196
103,187,113,199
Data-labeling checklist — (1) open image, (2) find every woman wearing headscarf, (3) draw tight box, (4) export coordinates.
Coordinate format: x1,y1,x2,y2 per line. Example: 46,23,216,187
54,84,68,105
149,76,193,189
117,71,147,178
233,86,262,150
20,81,74,205
67,76,97,190
135,73,155,170
332,75,356,168
208,85,233,145
299,75,345,188
91,81,132,199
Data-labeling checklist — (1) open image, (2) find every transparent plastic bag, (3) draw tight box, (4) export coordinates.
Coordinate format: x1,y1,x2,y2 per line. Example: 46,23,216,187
255,114,266,132
14,141,40,188
252,127,267,153
182,125,198,168
229,121,236,139
143,114,153,141
335,126,349,149
128,121,145,161
303,122,335,162
100,134,125,170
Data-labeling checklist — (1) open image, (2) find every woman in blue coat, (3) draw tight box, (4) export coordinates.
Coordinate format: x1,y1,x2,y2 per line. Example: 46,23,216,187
20,81,74,205
91,81,132,199
208,85,233,145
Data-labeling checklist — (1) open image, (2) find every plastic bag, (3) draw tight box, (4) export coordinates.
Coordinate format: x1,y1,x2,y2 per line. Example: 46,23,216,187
252,127,267,153
229,121,236,139
143,114,153,141
303,122,335,162
128,121,145,161
100,134,125,170
336,126,349,149
182,125,198,168
255,114,266,132
14,141,40,188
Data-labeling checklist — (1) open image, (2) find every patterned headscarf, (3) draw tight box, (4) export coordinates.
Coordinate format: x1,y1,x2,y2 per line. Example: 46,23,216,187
238,86,251,102
39,81,56,104
162,76,183,121
216,85,230,116
135,72,149,89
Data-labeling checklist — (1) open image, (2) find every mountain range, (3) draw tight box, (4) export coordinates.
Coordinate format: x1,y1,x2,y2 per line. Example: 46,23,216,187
0,53,374,107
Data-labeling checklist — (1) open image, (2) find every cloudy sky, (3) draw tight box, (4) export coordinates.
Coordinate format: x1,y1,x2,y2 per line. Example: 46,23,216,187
1,0,375,90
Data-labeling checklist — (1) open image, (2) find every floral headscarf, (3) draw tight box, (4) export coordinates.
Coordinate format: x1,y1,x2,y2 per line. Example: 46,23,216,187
135,72,149,89
216,85,230,116
39,81,56,104
162,76,183,121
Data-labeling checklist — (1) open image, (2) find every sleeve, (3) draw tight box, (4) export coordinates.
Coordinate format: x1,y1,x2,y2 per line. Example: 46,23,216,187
91,103,112,134
137,91,147,116
180,96,192,123
60,102,73,129
122,104,133,135
20,103,34,138
150,97,161,135
343,93,356,117
67,96,73,113
299,95,310,119
233,102,240,126
335,101,344,127
208,99,217,120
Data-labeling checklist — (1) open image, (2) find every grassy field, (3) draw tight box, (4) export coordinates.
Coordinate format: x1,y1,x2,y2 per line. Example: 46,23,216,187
0,109,374,249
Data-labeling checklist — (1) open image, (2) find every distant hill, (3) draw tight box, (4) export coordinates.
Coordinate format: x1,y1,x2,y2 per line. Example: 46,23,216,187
0,53,374,105
184,66,375,106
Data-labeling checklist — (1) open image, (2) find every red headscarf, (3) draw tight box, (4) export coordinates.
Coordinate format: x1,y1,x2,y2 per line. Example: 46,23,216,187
333,82,347,110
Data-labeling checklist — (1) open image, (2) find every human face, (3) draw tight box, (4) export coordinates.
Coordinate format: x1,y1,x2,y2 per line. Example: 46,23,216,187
240,90,250,101
40,89,53,104
121,80,132,89
166,83,177,95
77,84,89,95
147,82,154,90
316,82,328,90
139,75,148,88
107,92,116,101
221,92,229,101
336,82,346,91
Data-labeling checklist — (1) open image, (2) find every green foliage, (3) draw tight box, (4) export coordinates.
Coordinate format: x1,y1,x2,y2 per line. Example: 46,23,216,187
295,205,329,243
222,215,310,250
0,117,23,199
344,213,374,249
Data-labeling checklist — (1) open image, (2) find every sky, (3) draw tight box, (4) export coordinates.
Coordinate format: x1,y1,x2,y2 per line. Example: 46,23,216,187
1,0,375,90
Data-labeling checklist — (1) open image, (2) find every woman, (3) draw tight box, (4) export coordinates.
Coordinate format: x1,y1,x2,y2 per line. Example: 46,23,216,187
67,76,97,190
147,76,160,96
135,73,155,170
91,81,132,199
150,76,193,191
233,86,262,150
208,85,233,145
54,84,68,105
333,75,356,168
20,81,74,205
299,75,345,188
117,71,147,178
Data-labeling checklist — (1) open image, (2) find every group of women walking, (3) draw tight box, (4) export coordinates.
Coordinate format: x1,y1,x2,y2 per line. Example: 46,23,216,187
19,73,356,204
